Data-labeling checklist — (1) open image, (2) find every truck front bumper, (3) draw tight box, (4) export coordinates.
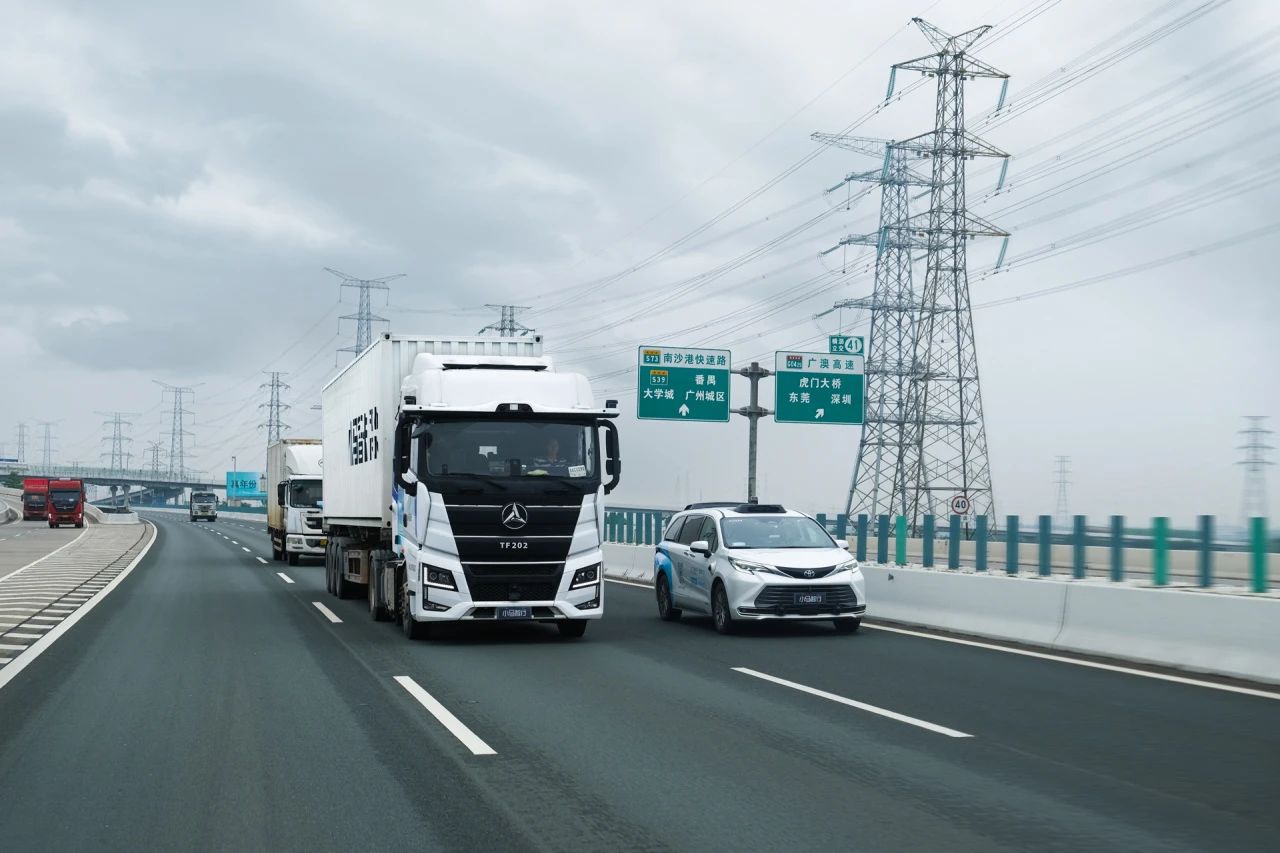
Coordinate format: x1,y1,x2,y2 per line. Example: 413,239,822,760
409,582,603,623
286,534,326,555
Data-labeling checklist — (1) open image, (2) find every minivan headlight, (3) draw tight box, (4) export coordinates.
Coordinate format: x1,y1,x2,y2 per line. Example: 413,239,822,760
832,560,860,575
728,556,769,575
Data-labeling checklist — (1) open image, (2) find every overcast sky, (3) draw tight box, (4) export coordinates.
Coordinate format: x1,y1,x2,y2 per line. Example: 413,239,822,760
2,0,1276,525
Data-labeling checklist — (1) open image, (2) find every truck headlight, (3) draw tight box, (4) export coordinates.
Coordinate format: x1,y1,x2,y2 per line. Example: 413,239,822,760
571,564,601,589
424,567,457,590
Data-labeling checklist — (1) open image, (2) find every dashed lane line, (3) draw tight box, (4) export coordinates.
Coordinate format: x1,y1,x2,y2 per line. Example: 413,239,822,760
256,557,268,564
393,675,496,756
311,602,342,623
277,573,295,584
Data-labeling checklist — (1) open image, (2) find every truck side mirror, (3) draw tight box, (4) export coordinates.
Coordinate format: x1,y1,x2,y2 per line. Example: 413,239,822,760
601,421,621,494
393,421,415,492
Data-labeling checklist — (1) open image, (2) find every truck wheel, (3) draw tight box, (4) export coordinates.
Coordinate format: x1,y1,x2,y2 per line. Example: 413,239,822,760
286,550,300,566
557,620,588,639
399,583,430,641
75,520,84,528
324,543,336,594
368,556,391,622
335,563,352,599
271,535,283,561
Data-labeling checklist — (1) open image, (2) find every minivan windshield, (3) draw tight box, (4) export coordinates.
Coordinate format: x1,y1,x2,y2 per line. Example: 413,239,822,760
720,516,836,549
415,419,598,483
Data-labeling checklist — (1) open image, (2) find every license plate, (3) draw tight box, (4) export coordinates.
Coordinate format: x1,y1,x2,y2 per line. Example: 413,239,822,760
794,592,825,606
497,606,531,620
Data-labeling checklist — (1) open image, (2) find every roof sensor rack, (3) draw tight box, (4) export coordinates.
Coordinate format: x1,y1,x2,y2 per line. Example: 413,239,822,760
733,503,787,514
683,501,744,510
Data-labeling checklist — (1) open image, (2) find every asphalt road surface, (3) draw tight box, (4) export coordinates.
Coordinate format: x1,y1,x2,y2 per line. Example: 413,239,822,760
0,512,1276,852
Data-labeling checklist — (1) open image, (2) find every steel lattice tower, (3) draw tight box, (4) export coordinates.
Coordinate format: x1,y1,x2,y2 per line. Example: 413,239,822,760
15,423,27,463
145,440,165,478
1053,455,1071,529
98,411,137,474
891,18,1009,529
259,371,292,446
36,421,56,469
1238,416,1273,522
155,381,198,479
479,304,534,337
811,135,932,521
327,267,404,357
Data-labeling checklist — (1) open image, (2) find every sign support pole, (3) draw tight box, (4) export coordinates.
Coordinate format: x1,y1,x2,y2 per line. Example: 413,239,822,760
732,362,773,503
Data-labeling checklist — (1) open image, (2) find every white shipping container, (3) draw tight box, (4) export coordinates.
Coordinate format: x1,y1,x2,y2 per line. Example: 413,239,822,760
321,333,545,528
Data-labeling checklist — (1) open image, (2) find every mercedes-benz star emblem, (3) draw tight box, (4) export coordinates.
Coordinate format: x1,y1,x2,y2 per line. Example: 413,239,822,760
501,502,529,530
803,569,816,578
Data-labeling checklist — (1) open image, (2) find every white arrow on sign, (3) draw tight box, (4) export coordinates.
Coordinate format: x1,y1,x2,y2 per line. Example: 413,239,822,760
678,403,690,417
815,408,825,419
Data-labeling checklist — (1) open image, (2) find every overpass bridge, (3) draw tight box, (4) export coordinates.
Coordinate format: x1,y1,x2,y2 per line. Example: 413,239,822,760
21,465,224,506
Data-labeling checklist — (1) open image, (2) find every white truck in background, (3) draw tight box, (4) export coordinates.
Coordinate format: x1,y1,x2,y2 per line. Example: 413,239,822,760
321,333,621,640
266,438,325,565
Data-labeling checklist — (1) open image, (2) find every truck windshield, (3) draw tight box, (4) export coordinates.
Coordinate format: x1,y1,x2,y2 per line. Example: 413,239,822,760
416,420,598,484
50,490,80,504
289,480,322,508
192,493,216,504
721,516,836,549
23,495,46,506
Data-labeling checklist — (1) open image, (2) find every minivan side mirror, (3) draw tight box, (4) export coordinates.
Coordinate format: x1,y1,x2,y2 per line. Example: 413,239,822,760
837,540,850,551
690,539,711,556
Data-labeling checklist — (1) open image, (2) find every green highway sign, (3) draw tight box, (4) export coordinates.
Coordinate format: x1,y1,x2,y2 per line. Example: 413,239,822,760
636,345,731,422
828,335,865,356
774,350,864,425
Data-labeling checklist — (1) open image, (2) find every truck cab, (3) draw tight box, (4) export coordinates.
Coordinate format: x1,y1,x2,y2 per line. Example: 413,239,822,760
47,479,85,528
189,491,218,522
21,477,49,521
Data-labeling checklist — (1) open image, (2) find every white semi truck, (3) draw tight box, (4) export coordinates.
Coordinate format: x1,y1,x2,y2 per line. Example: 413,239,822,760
266,438,325,565
321,333,620,640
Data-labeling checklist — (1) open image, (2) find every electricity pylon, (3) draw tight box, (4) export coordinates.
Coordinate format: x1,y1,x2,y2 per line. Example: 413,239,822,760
1238,416,1273,523
892,18,1010,531
1053,455,1071,530
479,304,534,337
98,411,138,474
812,134,932,522
259,371,291,446
154,381,200,479
36,421,57,469
327,267,405,357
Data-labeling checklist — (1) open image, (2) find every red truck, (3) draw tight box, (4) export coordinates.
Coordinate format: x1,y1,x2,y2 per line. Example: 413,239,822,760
46,479,85,528
21,477,49,521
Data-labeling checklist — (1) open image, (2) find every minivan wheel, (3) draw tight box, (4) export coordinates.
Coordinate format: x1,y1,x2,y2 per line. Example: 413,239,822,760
712,583,734,635
557,620,588,639
833,618,861,634
656,574,682,622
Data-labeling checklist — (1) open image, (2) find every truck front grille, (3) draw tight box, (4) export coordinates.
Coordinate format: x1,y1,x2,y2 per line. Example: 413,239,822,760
468,580,559,602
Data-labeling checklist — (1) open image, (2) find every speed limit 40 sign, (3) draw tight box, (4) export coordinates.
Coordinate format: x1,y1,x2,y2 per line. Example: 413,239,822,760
949,494,971,515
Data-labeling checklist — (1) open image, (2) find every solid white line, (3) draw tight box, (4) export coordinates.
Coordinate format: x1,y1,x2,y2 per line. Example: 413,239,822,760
393,675,496,755
0,522,158,693
276,573,294,584
241,547,250,552
256,557,268,564
311,601,342,623
732,666,973,738
862,624,1280,701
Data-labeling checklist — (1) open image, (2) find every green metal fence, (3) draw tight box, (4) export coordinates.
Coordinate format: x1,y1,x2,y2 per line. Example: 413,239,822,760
602,507,1273,591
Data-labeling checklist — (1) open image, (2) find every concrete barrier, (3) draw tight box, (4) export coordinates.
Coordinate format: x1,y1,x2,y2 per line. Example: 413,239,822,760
97,510,140,525
601,543,1280,684
137,507,267,523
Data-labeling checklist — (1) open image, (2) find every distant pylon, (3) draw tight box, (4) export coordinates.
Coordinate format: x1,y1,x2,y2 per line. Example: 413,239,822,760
145,440,165,478
98,411,138,474
1238,416,1273,523
327,267,405,357
478,304,534,337
36,421,56,469
15,423,27,463
891,18,1010,531
1053,456,1071,529
154,381,200,479
259,371,292,445
811,134,932,523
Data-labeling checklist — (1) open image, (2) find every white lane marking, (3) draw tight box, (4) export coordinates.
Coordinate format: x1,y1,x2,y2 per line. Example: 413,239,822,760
863,624,1280,701
276,573,294,584
0,526,92,584
4,632,44,640
393,675,496,756
256,557,268,564
241,547,251,552
311,601,342,623
0,644,23,651
732,666,973,738
231,541,239,545
0,522,158,692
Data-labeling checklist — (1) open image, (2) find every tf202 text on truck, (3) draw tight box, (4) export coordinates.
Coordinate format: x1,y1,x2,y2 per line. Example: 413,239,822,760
322,334,620,640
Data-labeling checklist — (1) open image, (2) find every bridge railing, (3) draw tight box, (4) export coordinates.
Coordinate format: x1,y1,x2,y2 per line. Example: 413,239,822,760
602,508,1274,592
